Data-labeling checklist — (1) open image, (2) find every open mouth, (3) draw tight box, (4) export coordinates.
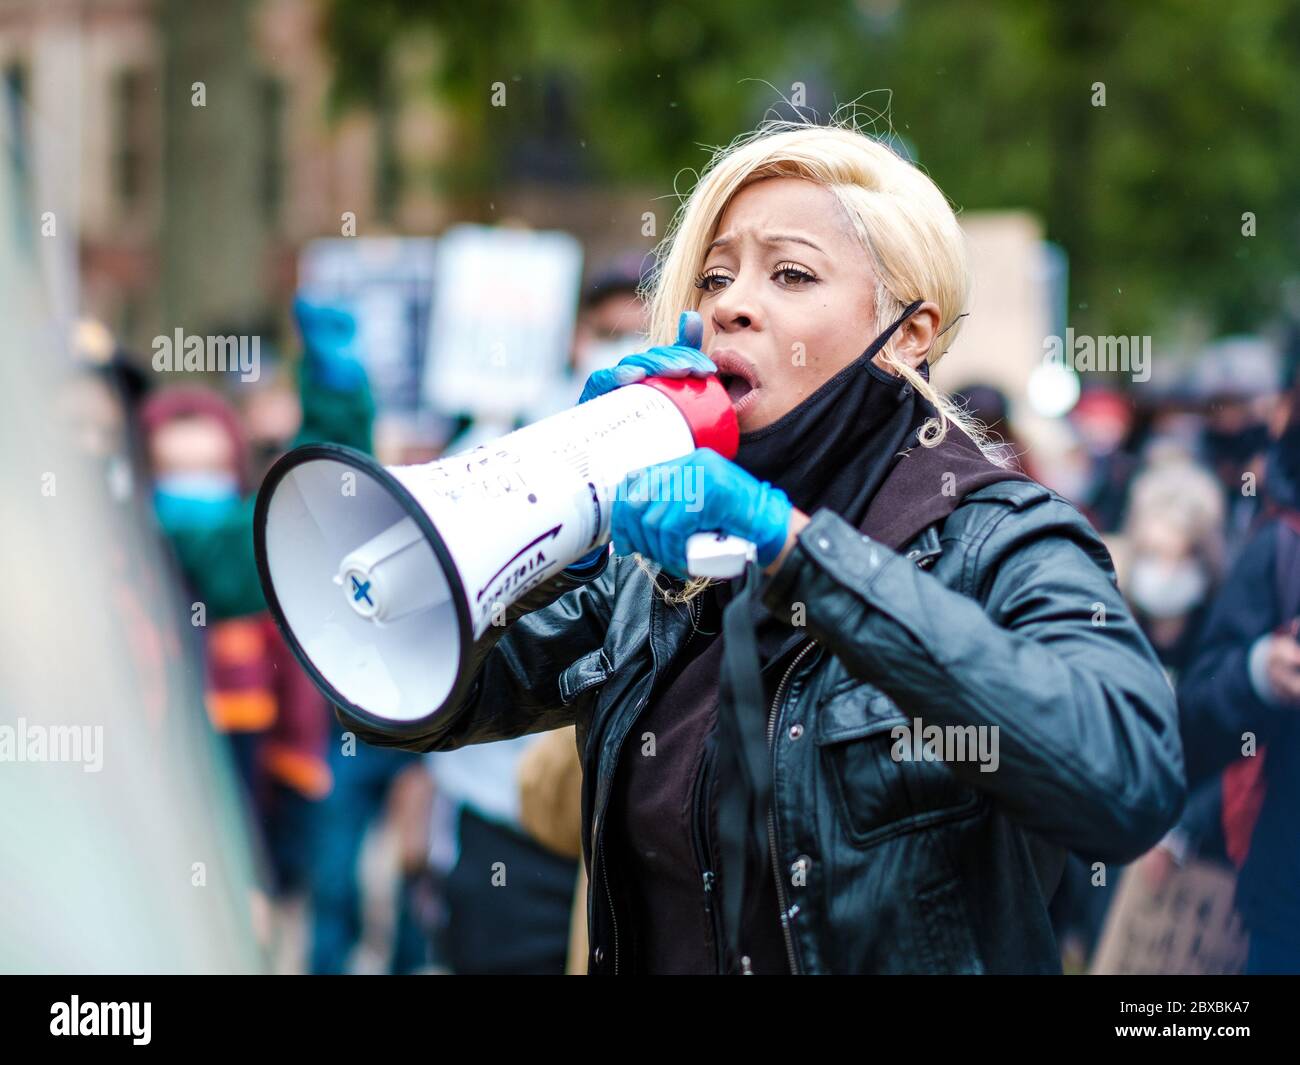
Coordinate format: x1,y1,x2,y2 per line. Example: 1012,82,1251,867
709,351,760,414
718,372,754,405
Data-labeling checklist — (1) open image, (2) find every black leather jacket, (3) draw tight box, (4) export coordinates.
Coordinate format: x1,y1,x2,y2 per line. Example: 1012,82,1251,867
340,479,1186,974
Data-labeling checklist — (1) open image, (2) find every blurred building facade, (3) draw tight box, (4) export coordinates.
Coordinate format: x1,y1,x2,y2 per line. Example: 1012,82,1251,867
0,0,453,352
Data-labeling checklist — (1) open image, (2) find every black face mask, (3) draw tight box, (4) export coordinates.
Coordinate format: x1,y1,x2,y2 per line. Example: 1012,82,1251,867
1204,423,1270,467
733,299,933,529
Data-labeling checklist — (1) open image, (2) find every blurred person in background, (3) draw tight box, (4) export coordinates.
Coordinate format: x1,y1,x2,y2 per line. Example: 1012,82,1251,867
311,718,430,975
138,297,428,973
146,298,374,618
241,364,305,488
63,318,151,511
1112,454,1226,679
516,725,589,974
1048,452,1225,971
424,738,580,974
1193,337,1282,558
1177,374,1300,974
1132,387,1205,467
526,250,653,421
59,321,191,733
1058,452,1229,967
1067,388,1139,532
140,382,332,905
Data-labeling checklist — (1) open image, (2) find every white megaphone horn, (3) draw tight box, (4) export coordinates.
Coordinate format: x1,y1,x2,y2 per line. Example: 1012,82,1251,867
253,371,754,740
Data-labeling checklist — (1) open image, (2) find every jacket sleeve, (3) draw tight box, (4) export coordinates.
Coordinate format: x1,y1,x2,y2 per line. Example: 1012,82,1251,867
1177,521,1287,786
760,492,1186,865
336,550,617,753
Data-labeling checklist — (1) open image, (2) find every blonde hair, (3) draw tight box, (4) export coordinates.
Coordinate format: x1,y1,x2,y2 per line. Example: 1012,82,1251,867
638,118,982,602
1122,454,1227,581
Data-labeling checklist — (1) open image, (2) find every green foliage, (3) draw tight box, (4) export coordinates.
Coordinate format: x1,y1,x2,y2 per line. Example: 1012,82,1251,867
325,0,1300,337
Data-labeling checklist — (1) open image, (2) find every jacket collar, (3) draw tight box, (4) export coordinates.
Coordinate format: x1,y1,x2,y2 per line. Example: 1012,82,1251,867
858,425,1031,551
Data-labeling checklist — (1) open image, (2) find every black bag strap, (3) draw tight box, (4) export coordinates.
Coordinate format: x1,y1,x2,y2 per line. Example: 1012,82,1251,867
713,559,776,974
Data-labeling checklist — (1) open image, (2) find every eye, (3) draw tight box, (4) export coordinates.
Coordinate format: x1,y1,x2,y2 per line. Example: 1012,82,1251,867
694,267,732,293
773,262,818,287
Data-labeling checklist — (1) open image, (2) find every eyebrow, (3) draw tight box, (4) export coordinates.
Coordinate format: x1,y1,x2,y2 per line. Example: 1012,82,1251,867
705,232,825,255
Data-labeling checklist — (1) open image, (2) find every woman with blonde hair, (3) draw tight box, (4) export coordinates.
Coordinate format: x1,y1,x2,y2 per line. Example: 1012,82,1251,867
1114,453,1227,677
342,120,1184,974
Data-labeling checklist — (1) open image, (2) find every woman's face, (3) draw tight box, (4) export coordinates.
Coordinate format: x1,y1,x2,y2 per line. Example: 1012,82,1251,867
697,176,938,433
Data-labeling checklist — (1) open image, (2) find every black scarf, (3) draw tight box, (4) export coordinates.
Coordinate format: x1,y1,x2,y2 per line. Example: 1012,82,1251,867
713,300,936,973
733,299,932,530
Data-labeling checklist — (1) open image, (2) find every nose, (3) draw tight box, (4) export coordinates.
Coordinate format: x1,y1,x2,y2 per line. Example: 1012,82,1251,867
710,270,763,337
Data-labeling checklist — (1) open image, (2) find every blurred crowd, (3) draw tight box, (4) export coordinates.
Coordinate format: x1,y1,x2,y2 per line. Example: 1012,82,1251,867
58,246,1300,975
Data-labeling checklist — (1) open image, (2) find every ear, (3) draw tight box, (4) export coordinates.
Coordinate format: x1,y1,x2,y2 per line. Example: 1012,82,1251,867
888,300,943,372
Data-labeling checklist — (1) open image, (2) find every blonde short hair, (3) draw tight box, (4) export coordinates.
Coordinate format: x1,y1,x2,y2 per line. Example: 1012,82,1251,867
647,119,975,448
639,119,981,601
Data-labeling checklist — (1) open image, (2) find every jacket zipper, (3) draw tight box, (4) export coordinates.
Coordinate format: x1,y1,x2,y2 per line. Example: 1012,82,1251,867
599,835,618,974
766,639,817,975
690,731,726,973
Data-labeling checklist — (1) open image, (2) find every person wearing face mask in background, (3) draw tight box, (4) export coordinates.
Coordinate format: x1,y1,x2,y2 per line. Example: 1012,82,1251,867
140,299,428,974
1044,450,1225,971
146,297,375,620
140,382,333,965
1113,454,1226,679
1176,375,1300,974
1193,338,1282,563
524,251,653,422
137,296,376,882
1083,452,1231,962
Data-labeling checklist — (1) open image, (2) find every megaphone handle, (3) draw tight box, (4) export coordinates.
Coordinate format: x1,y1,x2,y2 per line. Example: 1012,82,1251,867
685,532,757,580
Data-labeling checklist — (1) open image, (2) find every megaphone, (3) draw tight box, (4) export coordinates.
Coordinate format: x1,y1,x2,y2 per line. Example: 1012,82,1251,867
253,374,753,740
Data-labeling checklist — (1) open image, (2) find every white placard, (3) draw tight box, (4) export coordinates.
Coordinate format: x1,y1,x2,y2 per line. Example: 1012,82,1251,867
422,225,583,420
298,237,438,413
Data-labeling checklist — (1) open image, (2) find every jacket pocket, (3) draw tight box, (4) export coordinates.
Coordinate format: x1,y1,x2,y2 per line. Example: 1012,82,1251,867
558,648,612,706
815,689,912,847
815,687,983,848
916,876,985,974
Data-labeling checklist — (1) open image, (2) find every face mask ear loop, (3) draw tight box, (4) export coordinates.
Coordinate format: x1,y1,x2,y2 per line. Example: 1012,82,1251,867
870,298,924,379
902,307,968,385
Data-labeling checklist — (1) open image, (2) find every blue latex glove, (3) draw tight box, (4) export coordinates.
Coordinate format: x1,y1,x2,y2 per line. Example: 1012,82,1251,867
611,447,793,579
294,296,367,392
566,311,716,575
577,311,715,405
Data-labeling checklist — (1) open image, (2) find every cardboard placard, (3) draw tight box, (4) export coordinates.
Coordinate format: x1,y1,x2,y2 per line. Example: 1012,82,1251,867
1090,859,1248,975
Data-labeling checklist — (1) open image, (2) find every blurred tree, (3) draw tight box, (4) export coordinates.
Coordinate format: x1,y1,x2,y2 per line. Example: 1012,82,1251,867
162,0,266,335
325,0,1300,339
